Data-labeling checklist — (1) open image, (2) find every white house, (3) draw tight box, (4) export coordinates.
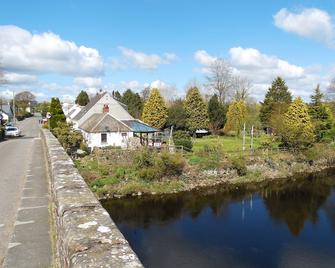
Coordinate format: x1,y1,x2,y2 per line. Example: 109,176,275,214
70,91,158,149
0,105,14,122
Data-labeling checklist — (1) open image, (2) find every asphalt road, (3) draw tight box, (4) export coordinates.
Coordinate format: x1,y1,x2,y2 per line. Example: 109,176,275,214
0,117,52,267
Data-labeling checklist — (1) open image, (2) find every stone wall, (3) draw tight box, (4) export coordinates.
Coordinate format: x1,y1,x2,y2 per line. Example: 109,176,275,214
42,129,143,268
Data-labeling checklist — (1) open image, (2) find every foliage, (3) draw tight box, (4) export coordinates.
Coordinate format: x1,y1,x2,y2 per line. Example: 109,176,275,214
112,90,122,101
282,98,315,148
121,89,143,118
223,100,247,135
231,156,247,176
166,99,188,130
49,97,66,129
260,77,292,128
134,148,185,181
309,85,334,141
52,122,84,152
35,101,50,117
142,88,168,129
208,94,226,132
184,87,209,131
173,130,193,150
75,90,90,106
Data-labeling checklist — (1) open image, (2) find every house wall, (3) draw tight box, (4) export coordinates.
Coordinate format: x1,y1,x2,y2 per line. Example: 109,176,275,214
0,112,9,122
76,93,133,127
83,131,134,149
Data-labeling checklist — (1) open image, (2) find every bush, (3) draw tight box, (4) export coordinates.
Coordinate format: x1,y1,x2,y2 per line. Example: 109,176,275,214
134,148,185,181
231,156,247,176
173,130,193,151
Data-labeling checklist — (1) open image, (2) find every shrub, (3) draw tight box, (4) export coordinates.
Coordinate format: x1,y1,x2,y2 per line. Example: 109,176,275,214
231,156,247,176
173,130,193,151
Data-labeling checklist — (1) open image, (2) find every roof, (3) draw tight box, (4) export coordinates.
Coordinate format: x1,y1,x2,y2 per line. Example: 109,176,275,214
72,92,107,121
0,105,13,117
79,113,131,133
121,120,158,133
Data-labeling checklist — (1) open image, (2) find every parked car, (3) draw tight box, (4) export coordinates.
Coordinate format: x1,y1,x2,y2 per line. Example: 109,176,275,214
5,127,21,137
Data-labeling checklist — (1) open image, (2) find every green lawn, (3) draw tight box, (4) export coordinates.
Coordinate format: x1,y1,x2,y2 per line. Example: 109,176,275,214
192,135,278,153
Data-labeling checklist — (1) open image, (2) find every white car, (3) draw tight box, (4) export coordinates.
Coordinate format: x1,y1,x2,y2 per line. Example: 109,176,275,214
5,127,21,137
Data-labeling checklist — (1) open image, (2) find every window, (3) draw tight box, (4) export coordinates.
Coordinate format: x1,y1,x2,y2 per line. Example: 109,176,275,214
121,132,128,137
101,133,107,143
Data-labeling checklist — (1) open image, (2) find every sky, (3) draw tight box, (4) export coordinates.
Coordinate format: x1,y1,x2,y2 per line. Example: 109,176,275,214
1,0,335,102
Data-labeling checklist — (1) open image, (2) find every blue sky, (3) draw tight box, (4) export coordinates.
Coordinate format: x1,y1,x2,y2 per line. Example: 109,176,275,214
1,0,335,102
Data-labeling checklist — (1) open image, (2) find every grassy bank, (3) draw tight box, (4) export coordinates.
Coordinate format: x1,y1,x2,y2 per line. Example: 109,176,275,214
75,136,335,199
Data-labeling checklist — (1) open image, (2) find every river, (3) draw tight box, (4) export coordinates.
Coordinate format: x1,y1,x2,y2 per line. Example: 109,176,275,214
102,169,335,268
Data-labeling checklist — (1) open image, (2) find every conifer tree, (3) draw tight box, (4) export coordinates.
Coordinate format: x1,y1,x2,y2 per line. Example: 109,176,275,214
142,88,168,129
282,97,314,148
260,77,292,128
223,100,247,135
121,89,143,118
184,87,209,131
75,90,90,106
166,99,188,130
49,97,66,129
309,85,334,140
208,94,226,132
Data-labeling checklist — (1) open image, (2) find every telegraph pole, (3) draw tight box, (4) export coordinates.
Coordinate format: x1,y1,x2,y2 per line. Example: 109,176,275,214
242,122,246,151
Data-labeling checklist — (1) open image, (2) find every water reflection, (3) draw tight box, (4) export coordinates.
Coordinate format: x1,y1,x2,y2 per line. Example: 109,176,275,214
102,169,335,267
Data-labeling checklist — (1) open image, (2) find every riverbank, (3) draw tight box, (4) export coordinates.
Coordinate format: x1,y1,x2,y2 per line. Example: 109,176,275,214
75,142,335,200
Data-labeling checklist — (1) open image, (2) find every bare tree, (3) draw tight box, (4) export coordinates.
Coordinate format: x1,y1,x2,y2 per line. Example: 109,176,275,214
233,76,252,101
206,58,234,103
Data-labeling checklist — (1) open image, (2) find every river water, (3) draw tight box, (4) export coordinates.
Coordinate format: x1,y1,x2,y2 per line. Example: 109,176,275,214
102,170,335,268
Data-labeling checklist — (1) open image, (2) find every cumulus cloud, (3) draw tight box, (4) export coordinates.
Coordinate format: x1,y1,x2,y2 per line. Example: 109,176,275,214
274,8,335,46
112,46,177,70
193,47,334,100
2,72,37,84
73,77,102,88
0,25,104,77
194,50,217,66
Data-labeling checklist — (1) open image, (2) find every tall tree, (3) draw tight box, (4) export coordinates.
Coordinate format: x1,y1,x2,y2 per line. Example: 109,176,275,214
206,58,233,103
309,85,334,140
259,77,292,128
112,90,122,101
282,98,314,148
121,89,143,118
49,97,66,129
223,100,247,135
208,94,226,132
166,99,188,130
184,87,209,131
75,90,90,106
233,76,251,101
142,88,168,129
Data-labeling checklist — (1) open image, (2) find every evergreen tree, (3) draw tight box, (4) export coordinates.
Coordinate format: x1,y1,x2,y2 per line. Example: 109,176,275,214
223,100,247,135
282,97,314,148
113,90,122,101
166,99,188,130
49,97,66,129
309,85,334,140
184,87,209,131
142,88,168,129
121,89,143,118
260,77,292,128
75,90,89,106
208,94,226,132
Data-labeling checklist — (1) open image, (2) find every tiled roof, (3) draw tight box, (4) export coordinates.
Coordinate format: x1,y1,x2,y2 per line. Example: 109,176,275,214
72,92,106,121
79,113,131,133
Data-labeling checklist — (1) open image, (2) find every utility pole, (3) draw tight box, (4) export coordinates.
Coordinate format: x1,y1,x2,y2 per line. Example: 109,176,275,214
242,122,246,151
251,125,254,151
13,91,16,126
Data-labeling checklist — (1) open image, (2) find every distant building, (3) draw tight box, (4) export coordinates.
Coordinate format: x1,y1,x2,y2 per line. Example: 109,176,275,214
0,104,14,122
68,91,158,149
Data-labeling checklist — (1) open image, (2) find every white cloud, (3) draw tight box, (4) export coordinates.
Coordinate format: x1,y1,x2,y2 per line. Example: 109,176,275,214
229,47,304,81
274,8,335,46
0,25,104,77
2,72,37,84
73,77,102,88
150,80,178,100
114,46,177,70
194,50,217,66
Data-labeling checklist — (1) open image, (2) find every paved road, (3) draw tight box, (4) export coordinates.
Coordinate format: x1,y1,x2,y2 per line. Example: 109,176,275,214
0,117,52,267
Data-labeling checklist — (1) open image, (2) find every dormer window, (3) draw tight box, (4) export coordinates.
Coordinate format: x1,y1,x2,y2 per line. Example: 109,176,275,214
103,104,109,113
